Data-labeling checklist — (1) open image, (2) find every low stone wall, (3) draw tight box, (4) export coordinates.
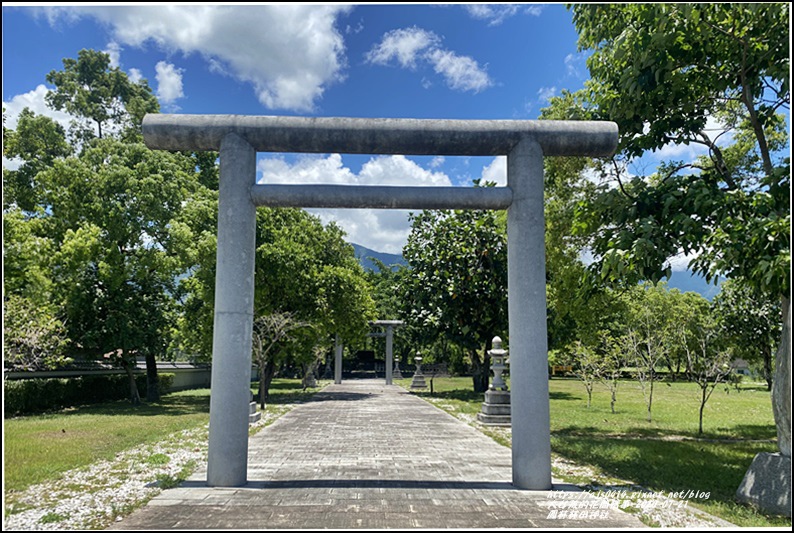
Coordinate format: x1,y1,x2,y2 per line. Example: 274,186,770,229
5,363,213,393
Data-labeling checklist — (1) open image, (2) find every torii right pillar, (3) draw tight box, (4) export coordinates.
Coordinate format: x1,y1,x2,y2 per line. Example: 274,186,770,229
508,138,552,490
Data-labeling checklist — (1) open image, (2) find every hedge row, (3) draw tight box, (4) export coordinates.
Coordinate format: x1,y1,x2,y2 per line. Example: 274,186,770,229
3,373,175,417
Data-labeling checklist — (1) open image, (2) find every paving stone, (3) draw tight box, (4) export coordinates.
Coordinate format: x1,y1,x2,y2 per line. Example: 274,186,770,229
108,380,644,529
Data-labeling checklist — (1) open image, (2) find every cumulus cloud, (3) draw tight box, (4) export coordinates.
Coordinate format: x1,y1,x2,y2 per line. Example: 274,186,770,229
257,154,452,253
104,41,121,68
464,5,520,26
426,49,492,92
480,156,507,186
41,5,350,112
366,26,492,93
3,84,73,132
155,61,184,106
128,68,143,84
365,26,438,68
464,4,543,25
3,85,76,171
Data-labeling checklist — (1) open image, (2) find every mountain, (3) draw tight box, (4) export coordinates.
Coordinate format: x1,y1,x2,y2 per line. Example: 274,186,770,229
665,270,722,300
350,243,722,300
350,243,407,272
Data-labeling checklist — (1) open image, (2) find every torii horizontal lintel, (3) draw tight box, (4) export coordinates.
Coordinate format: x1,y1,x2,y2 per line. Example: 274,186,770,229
143,114,617,157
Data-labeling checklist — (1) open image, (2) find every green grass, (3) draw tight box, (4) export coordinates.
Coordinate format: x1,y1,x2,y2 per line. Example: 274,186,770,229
3,379,323,494
396,376,790,528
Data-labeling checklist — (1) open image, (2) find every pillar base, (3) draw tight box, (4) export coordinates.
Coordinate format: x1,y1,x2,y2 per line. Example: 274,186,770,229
477,390,511,426
736,452,791,517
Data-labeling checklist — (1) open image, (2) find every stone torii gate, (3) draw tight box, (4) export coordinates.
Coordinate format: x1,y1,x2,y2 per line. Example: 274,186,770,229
368,320,404,385
143,114,617,490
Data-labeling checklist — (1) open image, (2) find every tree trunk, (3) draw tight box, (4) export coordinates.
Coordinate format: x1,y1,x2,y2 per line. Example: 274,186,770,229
145,351,160,402
772,295,791,457
470,346,490,393
698,386,707,435
121,355,141,406
258,361,267,410
262,358,278,404
763,347,773,392
610,389,617,414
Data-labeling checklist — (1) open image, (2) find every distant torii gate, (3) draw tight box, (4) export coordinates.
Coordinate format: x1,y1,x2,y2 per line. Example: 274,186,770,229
367,320,404,385
143,114,617,491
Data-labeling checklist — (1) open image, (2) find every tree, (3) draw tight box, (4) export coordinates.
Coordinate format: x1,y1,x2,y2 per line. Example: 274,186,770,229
3,294,71,371
570,3,790,467
568,3,789,373
400,208,508,392
35,138,199,403
252,312,311,409
570,341,600,408
177,206,375,400
45,49,158,142
678,307,734,435
713,278,781,390
619,284,677,422
3,108,72,212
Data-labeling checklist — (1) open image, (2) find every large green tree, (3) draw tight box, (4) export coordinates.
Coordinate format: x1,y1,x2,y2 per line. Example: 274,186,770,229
45,48,158,142
36,138,199,403
400,208,508,392
713,279,782,390
176,206,376,399
570,3,789,297
569,2,790,462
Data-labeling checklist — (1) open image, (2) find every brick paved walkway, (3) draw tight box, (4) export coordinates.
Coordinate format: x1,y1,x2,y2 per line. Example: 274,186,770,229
109,380,644,529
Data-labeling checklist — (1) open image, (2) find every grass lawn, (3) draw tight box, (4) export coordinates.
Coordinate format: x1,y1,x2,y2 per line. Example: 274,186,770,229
3,378,323,495
396,376,790,528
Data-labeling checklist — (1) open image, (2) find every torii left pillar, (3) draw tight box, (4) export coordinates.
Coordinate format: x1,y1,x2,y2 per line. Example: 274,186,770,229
206,134,257,487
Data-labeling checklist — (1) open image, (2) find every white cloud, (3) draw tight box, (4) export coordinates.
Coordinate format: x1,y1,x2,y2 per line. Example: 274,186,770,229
429,156,445,169
564,52,586,78
537,86,558,103
105,41,121,68
3,85,75,171
155,61,184,105
3,84,73,132
42,5,350,112
665,249,700,272
128,68,143,84
464,5,520,26
480,156,507,186
653,114,734,162
257,154,452,253
464,4,543,25
365,26,438,68
366,26,492,93
426,49,492,93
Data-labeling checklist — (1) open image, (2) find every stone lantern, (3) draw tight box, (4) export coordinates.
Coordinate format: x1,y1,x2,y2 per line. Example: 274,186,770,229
410,352,427,390
477,336,511,426
489,336,508,391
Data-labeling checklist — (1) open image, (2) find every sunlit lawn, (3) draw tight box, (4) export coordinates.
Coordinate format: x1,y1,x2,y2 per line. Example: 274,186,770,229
396,376,789,527
3,379,323,494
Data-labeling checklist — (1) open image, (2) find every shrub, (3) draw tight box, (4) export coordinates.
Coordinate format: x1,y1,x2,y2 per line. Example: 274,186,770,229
3,373,175,417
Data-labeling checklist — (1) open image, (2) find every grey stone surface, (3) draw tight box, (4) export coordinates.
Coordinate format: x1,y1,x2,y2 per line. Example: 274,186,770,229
251,184,514,210
206,133,257,487
507,139,551,489
109,380,644,530
736,452,792,518
143,114,618,157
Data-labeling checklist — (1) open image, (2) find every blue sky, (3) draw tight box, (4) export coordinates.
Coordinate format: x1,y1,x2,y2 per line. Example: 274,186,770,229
3,4,593,253
2,3,751,265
